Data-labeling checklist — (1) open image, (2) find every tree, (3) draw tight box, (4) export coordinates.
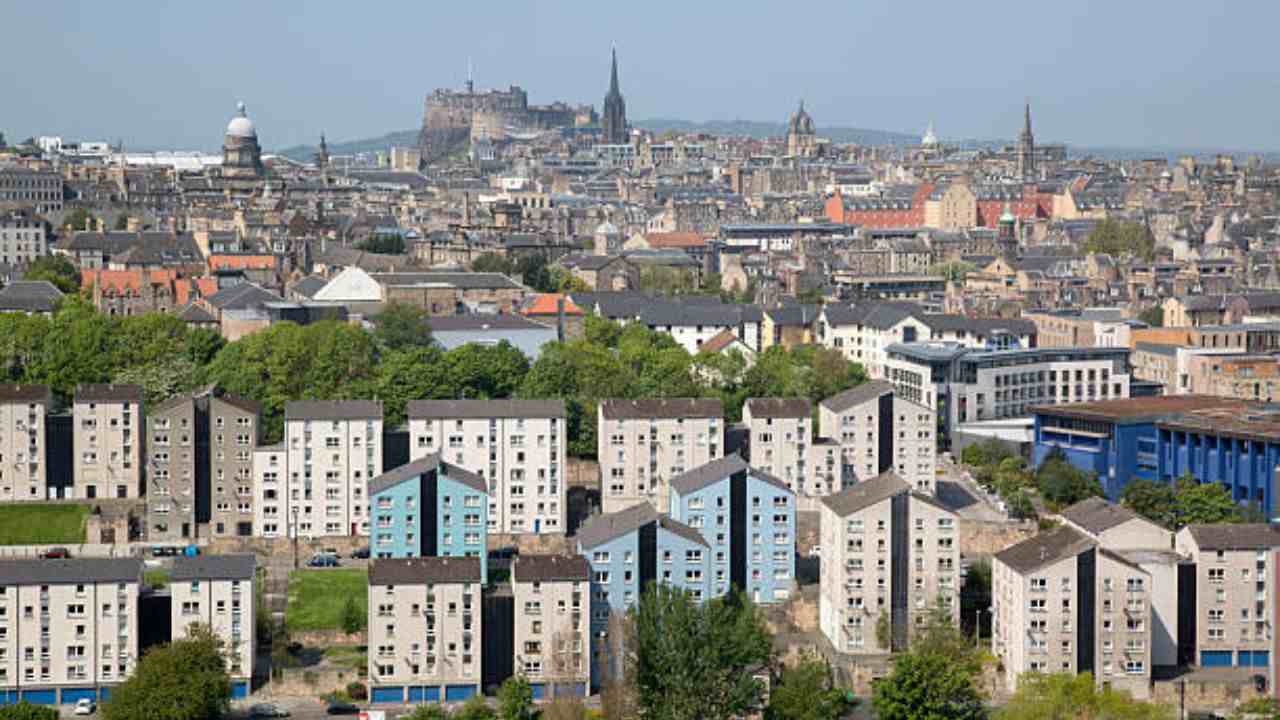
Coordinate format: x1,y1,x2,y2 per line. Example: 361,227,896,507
960,559,992,639
340,595,365,634
372,302,434,351
995,672,1172,720
0,703,59,720
1230,697,1280,720
629,584,772,720
102,624,231,720
453,695,497,720
516,254,555,292
61,208,97,232
1138,306,1163,327
872,601,985,720
113,354,201,407
471,252,515,274
930,260,977,283
497,675,536,720
1120,478,1177,529
766,654,847,720
1035,450,1104,510
404,705,451,720
960,438,1016,468
1081,219,1155,261
357,233,406,254
1173,475,1242,527
113,214,131,231
24,254,80,294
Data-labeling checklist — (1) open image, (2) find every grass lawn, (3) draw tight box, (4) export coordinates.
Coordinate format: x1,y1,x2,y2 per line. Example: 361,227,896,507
0,503,89,545
322,645,368,669
286,568,368,632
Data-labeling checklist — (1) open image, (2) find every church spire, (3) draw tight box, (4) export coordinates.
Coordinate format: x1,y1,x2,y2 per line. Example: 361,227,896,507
609,44,620,97
1022,101,1033,139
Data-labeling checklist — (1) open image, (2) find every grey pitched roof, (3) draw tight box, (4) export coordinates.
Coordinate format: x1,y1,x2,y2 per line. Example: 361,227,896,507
599,398,723,420
577,502,660,549
994,524,1095,574
513,554,591,582
671,454,749,495
369,556,482,585
922,314,1037,336
370,272,524,291
176,302,217,324
0,280,63,312
76,383,144,404
820,471,909,516
1059,497,1143,535
288,276,328,299
1185,524,1280,551
205,282,284,311
171,554,256,581
0,384,50,404
764,304,819,326
407,399,566,420
0,558,142,585
657,515,709,548
368,453,486,496
425,315,550,332
285,399,382,421
820,380,893,414
744,397,811,419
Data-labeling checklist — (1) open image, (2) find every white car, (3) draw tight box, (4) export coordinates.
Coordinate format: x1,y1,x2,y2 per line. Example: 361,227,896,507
249,703,291,718
808,545,821,558
74,698,96,715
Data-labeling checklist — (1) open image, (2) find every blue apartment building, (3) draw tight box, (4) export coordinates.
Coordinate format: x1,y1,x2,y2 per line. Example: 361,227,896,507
369,453,489,581
669,454,797,604
1032,396,1280,513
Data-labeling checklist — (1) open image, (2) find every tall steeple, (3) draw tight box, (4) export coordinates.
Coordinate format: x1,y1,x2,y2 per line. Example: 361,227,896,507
1017,101,1036,180
601,44,628,145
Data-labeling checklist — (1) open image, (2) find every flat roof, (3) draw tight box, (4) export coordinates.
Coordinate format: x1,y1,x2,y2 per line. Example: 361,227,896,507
1031,395,1249,424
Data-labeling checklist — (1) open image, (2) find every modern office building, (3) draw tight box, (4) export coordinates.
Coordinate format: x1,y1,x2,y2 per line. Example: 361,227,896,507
597,398,723,514
169,554,257,698
367,557,483,704
73,384,144,501
368,453,488,579
511,555,590,699
819,381,937,494
0,384,51,502
408,399,566,535
0,558,143,705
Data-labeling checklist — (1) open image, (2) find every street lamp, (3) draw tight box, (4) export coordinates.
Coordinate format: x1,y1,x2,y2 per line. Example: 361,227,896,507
291,506,299,570
974,608,991,648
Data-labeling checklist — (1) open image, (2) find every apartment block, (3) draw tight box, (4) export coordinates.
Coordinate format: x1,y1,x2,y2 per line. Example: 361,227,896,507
819,381,936,494
597,398,723,514
408,399,566,535
74,384,144,501
1175,524,1280,670
818,472,959,656
743,397,842,498
0,208,49,267
252,443,286,538
511,555,590,698
0,384,51,502
280,400,383,538
668,455,796,604
0,559,142,705
369,454,488,580
577,503,710,688
169,555,256,698
367,557,483,704
992,524,1153,698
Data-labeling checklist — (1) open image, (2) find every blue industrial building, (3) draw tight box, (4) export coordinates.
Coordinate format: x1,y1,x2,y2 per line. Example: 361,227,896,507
369,453,488,581
1032,396,1280,512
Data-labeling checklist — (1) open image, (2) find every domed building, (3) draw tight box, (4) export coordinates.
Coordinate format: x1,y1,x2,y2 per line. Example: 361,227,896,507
786,100,817,158
222,102,263,179
921,121,939,148
592,220,621,256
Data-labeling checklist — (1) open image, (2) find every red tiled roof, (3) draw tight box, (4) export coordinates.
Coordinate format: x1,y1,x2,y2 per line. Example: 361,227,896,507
646,232,706,249
699,329,741,353
522,293,584,316
209,255,276,271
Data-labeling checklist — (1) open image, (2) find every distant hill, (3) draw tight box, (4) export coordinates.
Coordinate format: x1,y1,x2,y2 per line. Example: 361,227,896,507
636,118,920,146
275,129,419,162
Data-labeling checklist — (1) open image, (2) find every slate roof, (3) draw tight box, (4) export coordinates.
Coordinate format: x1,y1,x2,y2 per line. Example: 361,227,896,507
671,454,749,495
370,272,524,290
994,524,1095,574
1184,523,1280,551
1059,497,1144,536
76,383,144,404
171,554,256,581
820,471,909,516
288,276,328,299
368,452,486,496
204,282,284,311
0,280,62,313
285,399,382,421
0,558,142,585
639,302,762,327
407,399,565,420
765,304,819,326
425,315,551,332
369,556,482,585
512,554,591,582
599,398,723,420
576,502,661,549
176,302,217,324
820,380,894,413
0,384,50,403
744,397,811,419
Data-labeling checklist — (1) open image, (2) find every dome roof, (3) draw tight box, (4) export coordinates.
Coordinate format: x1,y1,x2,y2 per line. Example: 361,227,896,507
921,122,938,147
788,101,815,135
594,221,620,236
226,102,257,139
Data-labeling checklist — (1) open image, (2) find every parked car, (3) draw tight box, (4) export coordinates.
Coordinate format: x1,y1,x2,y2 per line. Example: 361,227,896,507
350,546,370,559
249,703,290,718
325,700,359,715
41,547,71,559
307,554,339,568
320,547,340,557
73,698,96,715
151,545,179,557
807,545,821,558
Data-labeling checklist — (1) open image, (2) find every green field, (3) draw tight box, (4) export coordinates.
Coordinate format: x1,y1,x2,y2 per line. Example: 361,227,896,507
286,568,368,632
0,503,89,545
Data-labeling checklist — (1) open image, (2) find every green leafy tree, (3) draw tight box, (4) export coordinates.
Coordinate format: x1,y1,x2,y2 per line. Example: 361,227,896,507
629,584,772,720
1035,450,1104,510
102,624,231,720
24,254,80,294
995,671,1173,720
113,354,201,406
471,252,515,274
766,654,847,720
872,601,985,720
1082,219,1155,261
1174,475,1242,526
1138,306,1163,327
340,595,365,634
497,675,536,720
61,208,97,232
357,232,406,254
445,341,530,399
960,438,1016,468
515,254,555,292
185,327,226,366
372,302,434,351
1230,697,1280,720
930,260,978,283
875,610,892,650
960,559,992,639
26,296,116,401
453,694,497,720
542,696,589,720
404,705,451,720
1120,478,1178,529
113,214,131,231
0,702,59,720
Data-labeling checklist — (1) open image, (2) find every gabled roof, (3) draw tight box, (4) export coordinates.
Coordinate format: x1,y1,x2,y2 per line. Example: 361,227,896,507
820,471,909,516
513,554,591,582
0,280,62,312
744,397,811,419
288,276,328,299
599,398,722,420
699,329,743,354
370,556,482,585
820,380,893,414
285,399,382,421
995,524,1095,574
176,302,217,324
671,454,749,495
577,502,661,549
1059,497,1143,535
171,554,256,581
368,452,486,496
204,282,284,311
0,384,51,403
0,558,142,585
522,293,584,316
1184,523,1280,551
408,399,566,420
76,383,144,404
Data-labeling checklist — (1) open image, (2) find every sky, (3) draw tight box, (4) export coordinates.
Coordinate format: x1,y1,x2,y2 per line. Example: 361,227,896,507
2,1,1277,152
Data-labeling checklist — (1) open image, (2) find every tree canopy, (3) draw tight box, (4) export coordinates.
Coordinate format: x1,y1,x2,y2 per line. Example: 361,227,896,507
24,254,80,294
1035,450,1104,510
0,703,58,720
102,624,231,720
1082,219,1155,261
1121,474,1243,529
766,654,849,720
1137,306,1163,327
995,672,1173,720
872,598,986,720
372,302,434,351
357,232,406,255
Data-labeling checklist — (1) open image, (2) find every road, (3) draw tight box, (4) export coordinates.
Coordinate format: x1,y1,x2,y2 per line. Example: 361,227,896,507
934,454,1006,522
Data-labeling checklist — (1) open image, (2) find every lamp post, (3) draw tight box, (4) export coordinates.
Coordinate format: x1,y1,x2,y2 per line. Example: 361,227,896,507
975,608,990,649
291,506,299,570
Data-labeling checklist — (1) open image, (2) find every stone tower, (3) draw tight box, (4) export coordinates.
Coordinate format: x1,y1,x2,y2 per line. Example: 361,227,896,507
314,133,330,168
222,102,263,179
786,100,817,158
1017,102,1035,179
601,46,628,145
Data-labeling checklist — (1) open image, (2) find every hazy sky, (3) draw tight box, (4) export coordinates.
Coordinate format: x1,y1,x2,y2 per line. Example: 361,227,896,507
3,2,1276,152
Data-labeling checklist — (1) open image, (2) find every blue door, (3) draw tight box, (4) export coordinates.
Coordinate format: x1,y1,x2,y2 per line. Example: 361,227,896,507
1256,651,1271,667
20,689,57,705
1202,650,1234,667
1239,651,1256,667
0,690,19,705
408,687,426,703
61,689,98,704
531,683,546,700
445,685,475,702
425,686,441,702
1242,651,1270,667
534,519,541,533
372,686,404,704
231,681,249,699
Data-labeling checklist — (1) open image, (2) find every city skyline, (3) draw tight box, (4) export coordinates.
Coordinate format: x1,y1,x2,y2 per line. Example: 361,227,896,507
2,2,1276,152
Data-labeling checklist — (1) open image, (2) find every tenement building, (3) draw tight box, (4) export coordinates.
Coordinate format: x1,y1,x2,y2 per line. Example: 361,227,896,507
742,397,844,501
818,381,937,494
597,398,723,514
74,384,144,501
0,384,51,502
408,399,566,536
0,168,63,214
169,555,257,698
511,555,591,698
